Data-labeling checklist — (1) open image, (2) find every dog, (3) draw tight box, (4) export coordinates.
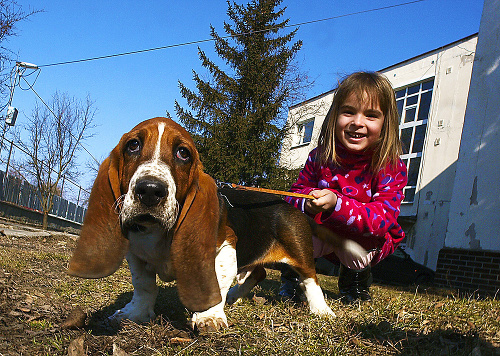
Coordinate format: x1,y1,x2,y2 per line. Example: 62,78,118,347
67,117,365,331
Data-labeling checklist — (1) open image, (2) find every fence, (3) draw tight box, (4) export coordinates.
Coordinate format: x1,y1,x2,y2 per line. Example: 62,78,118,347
0,138,89,225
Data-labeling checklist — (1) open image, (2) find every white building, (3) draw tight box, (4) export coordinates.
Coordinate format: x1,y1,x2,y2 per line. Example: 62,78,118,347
280,34,478,272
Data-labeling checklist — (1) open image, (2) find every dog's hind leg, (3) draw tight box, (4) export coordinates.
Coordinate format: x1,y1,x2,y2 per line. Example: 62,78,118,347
226,266,266,304
300,276,335,317
291,263,335,317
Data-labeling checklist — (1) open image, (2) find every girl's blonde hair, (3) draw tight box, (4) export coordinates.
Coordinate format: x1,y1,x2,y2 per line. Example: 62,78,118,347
318,71,402,172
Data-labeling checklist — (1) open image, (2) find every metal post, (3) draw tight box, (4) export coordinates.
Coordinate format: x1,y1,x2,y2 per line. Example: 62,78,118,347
60,176,65,197
5,140,13,176
77,186,81,206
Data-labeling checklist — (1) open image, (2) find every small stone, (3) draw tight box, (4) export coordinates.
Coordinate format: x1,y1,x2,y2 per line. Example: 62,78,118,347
61,306,86,329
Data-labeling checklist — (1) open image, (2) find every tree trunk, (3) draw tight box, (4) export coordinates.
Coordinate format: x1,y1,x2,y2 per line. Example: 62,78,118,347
42,210,49,230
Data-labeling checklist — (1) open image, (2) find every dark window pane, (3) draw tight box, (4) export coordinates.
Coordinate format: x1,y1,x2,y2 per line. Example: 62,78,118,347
404,187,415,203
407,84,420,95
408,157,421,186
400,127,412,154
418,91,432,121
412,124,427,153
396,89,405,99
397,99,404,120
422,80,434,91
405,107,416,123
406,95,418,106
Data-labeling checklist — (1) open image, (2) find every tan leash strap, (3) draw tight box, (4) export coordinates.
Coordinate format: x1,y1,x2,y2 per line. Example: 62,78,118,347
230,184,315,200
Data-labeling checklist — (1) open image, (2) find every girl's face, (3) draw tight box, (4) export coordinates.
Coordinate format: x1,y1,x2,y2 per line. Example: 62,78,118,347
335,92,384,153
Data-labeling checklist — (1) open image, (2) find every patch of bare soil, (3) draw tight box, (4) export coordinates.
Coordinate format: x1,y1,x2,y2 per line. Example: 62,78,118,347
0,228,79,355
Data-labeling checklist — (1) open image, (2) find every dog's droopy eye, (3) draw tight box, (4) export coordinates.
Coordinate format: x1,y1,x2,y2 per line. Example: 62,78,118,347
126,139,141,155
176,147,191,162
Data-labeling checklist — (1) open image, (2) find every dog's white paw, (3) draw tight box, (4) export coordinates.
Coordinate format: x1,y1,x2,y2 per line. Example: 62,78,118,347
302,277,336,318
309,303,336,318
191,303,228,332
110,301,156,324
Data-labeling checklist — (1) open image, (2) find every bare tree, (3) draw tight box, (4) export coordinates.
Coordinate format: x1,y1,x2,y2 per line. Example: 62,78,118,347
12,92,95,229
0,1,41,103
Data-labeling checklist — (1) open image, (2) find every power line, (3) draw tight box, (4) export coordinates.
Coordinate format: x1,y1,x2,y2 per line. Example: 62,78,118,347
38,0,426,68
12,0,426,169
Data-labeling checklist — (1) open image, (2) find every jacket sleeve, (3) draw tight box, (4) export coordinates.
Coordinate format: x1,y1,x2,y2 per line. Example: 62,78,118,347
320,159,407,239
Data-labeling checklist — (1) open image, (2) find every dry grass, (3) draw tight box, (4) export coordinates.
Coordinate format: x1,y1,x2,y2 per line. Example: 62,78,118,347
0,229,499,355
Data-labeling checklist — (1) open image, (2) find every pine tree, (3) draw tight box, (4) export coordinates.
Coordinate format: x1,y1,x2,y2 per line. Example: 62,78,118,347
175,0,303,187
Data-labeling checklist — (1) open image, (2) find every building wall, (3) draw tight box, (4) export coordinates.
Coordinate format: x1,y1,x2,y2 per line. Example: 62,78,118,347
280,92,334,170
383,36,477,270
445,0,500,252
279,35,478,271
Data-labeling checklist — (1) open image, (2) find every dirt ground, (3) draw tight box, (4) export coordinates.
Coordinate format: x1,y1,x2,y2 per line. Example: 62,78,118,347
1,217,500,356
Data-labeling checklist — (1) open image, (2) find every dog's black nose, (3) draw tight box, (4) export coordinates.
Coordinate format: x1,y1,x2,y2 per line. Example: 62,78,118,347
134,179,167,207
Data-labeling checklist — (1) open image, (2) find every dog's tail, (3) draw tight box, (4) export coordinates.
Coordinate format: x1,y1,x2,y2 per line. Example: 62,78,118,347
308,218,367,260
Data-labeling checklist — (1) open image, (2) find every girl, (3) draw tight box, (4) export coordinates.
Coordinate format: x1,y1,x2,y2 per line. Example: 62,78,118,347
281,71,407,304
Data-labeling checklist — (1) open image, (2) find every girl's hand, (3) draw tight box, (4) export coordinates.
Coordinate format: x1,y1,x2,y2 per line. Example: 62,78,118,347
305,189,338,215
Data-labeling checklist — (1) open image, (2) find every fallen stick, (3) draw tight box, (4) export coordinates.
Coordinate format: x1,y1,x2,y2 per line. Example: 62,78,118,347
230,184,315,199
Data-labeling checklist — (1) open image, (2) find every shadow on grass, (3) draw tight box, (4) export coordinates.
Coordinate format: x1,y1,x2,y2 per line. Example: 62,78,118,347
86,284,190,336
356,320,495,355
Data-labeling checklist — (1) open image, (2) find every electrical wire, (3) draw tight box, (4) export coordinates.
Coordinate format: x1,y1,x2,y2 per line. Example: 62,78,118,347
38,0,427,68
9,0,427,168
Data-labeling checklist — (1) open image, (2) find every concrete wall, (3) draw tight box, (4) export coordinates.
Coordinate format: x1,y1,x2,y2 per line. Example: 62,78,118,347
0,200,81,231
445,0,500,251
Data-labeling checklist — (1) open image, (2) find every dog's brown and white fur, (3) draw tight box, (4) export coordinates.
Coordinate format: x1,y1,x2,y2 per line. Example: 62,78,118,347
67,117,365,331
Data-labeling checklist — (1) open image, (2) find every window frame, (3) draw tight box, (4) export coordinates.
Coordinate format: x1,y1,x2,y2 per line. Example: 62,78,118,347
293,118,315,147
396,79,434,204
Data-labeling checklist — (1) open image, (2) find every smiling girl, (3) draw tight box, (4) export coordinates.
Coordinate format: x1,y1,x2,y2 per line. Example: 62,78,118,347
281,72,408,303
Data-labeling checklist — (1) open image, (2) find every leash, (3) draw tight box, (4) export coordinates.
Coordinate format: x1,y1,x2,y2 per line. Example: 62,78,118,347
230,183,315,200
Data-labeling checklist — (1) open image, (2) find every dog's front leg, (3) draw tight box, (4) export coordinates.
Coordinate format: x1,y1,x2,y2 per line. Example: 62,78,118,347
191,241,237,331
111,252,158,323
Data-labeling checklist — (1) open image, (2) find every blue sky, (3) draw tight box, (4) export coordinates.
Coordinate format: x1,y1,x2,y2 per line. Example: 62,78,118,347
5,0,484,190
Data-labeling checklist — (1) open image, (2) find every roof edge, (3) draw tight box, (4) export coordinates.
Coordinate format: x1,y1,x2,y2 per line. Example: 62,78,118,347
289,33,479,110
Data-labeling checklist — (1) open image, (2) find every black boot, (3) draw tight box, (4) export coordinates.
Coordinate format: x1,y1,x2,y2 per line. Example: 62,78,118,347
278,266,304,302
338,264,372,304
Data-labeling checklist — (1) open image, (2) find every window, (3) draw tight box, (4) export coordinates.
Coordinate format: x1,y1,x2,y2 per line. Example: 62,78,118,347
396,79,434,203
296,119,315,146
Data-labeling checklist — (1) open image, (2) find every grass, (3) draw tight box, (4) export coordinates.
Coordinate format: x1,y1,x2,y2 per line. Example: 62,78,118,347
0,231,499,355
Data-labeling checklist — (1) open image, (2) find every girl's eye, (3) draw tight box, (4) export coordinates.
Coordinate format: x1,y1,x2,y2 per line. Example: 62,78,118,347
366,111,383,119
341,108,355,115
126,139,141,155
176,147,191,162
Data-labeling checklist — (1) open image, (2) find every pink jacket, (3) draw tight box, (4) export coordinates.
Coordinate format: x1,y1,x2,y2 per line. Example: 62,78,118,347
285,145,407,265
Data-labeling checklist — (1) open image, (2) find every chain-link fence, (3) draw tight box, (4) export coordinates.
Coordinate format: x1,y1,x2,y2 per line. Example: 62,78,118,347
0,137,89,224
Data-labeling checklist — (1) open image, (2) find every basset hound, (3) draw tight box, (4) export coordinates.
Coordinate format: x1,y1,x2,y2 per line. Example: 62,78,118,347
67,117,365,331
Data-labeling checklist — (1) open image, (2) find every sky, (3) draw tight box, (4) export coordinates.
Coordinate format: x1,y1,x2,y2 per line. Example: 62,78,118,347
3,0,484,192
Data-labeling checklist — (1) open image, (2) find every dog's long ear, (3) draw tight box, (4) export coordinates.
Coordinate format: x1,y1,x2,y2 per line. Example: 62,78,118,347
171,171,222,312
67,153,129,278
